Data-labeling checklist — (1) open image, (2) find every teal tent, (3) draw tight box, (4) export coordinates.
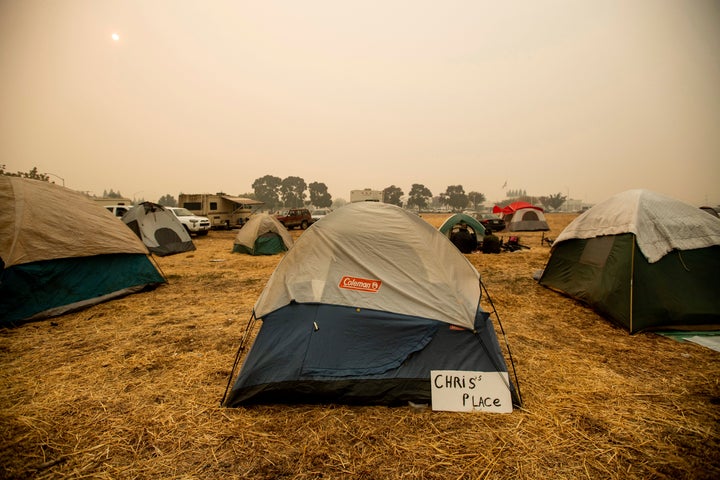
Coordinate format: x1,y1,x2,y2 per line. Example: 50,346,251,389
539,190,720,333
439,213,485,253
0,177,166,326
439,213,485,237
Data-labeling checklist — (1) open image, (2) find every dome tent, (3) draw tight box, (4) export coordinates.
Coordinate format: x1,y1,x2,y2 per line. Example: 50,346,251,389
438,213,485,253
223,202,518,408
232,213,293,255
0,177,165,326
493,202,549,232
539,189,720,333
122,201,195,256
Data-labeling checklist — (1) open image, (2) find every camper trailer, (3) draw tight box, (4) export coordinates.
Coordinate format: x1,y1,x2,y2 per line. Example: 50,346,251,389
350,188,383,203
178,193,264,229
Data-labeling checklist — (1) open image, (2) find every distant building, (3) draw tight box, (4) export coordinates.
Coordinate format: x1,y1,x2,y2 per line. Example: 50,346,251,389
350,189,383,203
560,198,589,212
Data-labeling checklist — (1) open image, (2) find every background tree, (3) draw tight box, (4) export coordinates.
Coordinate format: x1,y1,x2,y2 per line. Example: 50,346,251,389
442,185,469,212
252,175,283,210
407,184,432,210
280,176,307,208
103,189,124,198
539,192,567,211
382,185,404,206
467,191,486,211
1,165,50,181
308,181,332,208
331,198,348,209
158,194,177,207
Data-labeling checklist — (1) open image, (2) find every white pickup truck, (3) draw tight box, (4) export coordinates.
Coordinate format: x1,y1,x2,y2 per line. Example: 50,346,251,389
166,207,211,236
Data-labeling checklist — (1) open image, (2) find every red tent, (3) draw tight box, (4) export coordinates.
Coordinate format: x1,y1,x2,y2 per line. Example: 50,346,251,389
492,201,544,215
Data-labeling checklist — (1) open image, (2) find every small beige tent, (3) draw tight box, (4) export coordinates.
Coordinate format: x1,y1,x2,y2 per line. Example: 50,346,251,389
232,213,294,255
0,177,165,325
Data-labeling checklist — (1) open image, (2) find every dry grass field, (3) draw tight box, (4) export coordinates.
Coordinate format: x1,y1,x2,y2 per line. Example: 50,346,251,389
1,212,719,479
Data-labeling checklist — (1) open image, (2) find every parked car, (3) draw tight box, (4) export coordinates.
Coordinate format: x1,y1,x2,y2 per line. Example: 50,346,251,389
275,208,313,229
105,205,132,218
311,209,331,222
476,213,506,232
166,207,211,235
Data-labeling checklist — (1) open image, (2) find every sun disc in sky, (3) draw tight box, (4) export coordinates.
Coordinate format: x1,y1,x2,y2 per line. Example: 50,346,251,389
111,33,120,42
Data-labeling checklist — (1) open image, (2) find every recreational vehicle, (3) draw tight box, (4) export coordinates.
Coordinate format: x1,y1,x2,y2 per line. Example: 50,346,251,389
178,193,264,229
350,189,383,203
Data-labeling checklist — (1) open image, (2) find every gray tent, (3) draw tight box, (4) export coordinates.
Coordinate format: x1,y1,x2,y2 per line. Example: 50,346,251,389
123,202,195,256
223,202,519,407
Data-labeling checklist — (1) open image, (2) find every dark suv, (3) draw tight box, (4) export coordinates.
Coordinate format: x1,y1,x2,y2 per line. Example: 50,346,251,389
476,213,506,232
275,208,313,229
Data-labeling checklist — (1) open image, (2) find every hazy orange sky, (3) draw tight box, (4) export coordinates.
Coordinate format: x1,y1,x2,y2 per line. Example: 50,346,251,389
2,0,719,206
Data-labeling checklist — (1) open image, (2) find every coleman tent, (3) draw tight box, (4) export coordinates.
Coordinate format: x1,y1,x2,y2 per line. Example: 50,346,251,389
123,202,195,256
223,202,518,407
232,213,294,255
0,177,166,326
539,189,720,333
438,213,485,253
493,202,549,232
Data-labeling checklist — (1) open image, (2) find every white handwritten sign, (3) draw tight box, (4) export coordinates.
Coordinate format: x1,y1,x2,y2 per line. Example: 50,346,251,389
430,370,512,413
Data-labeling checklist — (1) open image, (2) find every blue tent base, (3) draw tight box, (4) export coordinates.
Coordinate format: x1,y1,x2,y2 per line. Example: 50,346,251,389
229,378,432,406
224,303,517,407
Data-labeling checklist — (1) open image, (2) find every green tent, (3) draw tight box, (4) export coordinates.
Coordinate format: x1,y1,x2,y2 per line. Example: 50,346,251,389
232,213,294,255
0,177,166,326
439,213,485,253
438,213,485,237
539,190,720,333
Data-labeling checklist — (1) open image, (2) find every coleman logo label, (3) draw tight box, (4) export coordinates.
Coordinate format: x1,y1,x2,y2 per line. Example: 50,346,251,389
339,276,382,293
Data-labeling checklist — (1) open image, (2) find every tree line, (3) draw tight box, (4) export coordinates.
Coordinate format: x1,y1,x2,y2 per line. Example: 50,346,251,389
1,165,568,212
249,175,488,212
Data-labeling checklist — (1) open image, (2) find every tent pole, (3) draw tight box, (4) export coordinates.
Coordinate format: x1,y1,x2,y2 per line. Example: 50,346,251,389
629,236,635,333
480,278,523,407
220,310,258,406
